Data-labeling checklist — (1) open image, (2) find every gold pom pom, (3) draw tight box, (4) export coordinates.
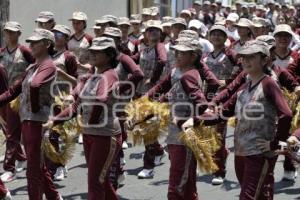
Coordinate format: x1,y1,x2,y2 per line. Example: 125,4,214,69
227,117,236,128
125,97,170,146
10,97,20,112
179,123,221,173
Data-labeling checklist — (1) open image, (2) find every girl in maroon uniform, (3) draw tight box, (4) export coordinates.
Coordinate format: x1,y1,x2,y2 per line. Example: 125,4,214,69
219,40,292,200
146,37,207,200
45,37,122,200
45,24,78,182
0,64,12,200
0,29,62,200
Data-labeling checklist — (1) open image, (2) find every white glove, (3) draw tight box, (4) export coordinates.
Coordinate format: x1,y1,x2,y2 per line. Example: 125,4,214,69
287,136,300,146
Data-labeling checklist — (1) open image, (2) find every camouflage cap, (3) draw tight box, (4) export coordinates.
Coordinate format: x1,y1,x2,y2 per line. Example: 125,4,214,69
4,21,21,32
238,40,270,57
209,25,227,36
118,17,131,26
95,15,118,25
69,11,88,21
130,14,141,24
171,38,202,52
89,37,116,51
142,8,152,15
235,18,253,27
145,20,162,31
162,16,174,27
52,24,71,37
252,17,268,27
256,35,275,49
172,17,187,27
35,11,55,23
177,30,199,40
273,24,294,37
103,27,122,38
26,28,55,43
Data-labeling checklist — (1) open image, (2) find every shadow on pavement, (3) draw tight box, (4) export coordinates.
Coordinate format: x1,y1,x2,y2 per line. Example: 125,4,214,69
149,179,168,186
62,193,88,199
68,163,87,171
126,166,143,176
129,152,144,160
275,180,297,195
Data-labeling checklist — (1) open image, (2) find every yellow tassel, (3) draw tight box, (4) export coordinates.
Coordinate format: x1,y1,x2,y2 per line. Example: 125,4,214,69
125,97,170,146
10,97,20,112
42,94,81,165
227,117,236,128
282,88,298,111
179,123,221,173
291,103,300,133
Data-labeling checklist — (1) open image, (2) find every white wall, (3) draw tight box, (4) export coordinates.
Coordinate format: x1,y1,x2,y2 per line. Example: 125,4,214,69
10,0,129,43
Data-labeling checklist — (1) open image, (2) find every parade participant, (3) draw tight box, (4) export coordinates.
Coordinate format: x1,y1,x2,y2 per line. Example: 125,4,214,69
142,8,152,22
0,28,62,200
229,18,253,57
225,13,240,42
46,24,78,181
276,14,288,25
92,25,102,38
199,1,214,28
188,19,213,54
118,17,136,55
266,0,278,29
132,20,167,178
252,17,269,38
150,7,160,20
203,25,237,185
221,40,292,200
0,64,12,200
68,11,92,144
68,11,93,72
256,5,267,18
103,27,144,186
35,11,56,30
128,14,142,44
192,1,202,20
45,37,121,200
146,37,207,200
95,15,118,33
0,21,35,183
161,16,174,44
180,10,192,24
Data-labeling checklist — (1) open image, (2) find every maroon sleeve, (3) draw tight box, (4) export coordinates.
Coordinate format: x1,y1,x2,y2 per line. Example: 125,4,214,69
287,58,300,84
30,60,57,113
146,72,172,100
53,98,80,125
118,54,144,93
276,66,299,92
0,73,24,107
64,51,78,78
19,45,35,64
84,34,94,46
0,65,8,93
177,70,208,127
212,71,247,105
263,77,293,150
198,62,220,100
88,70,118,124
150,43,167,84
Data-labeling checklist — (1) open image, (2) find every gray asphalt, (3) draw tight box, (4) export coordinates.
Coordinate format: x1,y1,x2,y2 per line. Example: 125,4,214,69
2,127,300,200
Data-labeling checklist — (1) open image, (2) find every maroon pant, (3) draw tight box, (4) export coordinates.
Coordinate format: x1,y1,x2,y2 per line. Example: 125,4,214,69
83,133,122,200
168,144,198,200
283,155,296,172
213,121,229,178
234,155,277,200
144,141,164,169
0,179,7,198
1,105,26,172
22,121,60,200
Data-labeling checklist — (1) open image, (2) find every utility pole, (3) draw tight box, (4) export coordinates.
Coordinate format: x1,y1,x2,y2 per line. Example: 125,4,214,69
0,0,9,47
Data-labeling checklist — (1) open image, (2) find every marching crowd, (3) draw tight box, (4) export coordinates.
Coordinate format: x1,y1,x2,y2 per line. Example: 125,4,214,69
1,0,300,199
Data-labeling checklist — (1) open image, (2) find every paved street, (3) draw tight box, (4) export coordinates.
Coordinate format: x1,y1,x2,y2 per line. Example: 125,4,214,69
2,127,300,200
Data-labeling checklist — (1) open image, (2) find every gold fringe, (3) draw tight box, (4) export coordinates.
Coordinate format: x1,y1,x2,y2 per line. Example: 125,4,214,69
179,123,221,173
10,97,20,113
125,97,170,146
227,117,236,128
282,89,300,133
42,94,82,165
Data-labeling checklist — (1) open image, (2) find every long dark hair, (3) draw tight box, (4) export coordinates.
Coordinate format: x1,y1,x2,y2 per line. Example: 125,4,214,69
103,47,119,68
